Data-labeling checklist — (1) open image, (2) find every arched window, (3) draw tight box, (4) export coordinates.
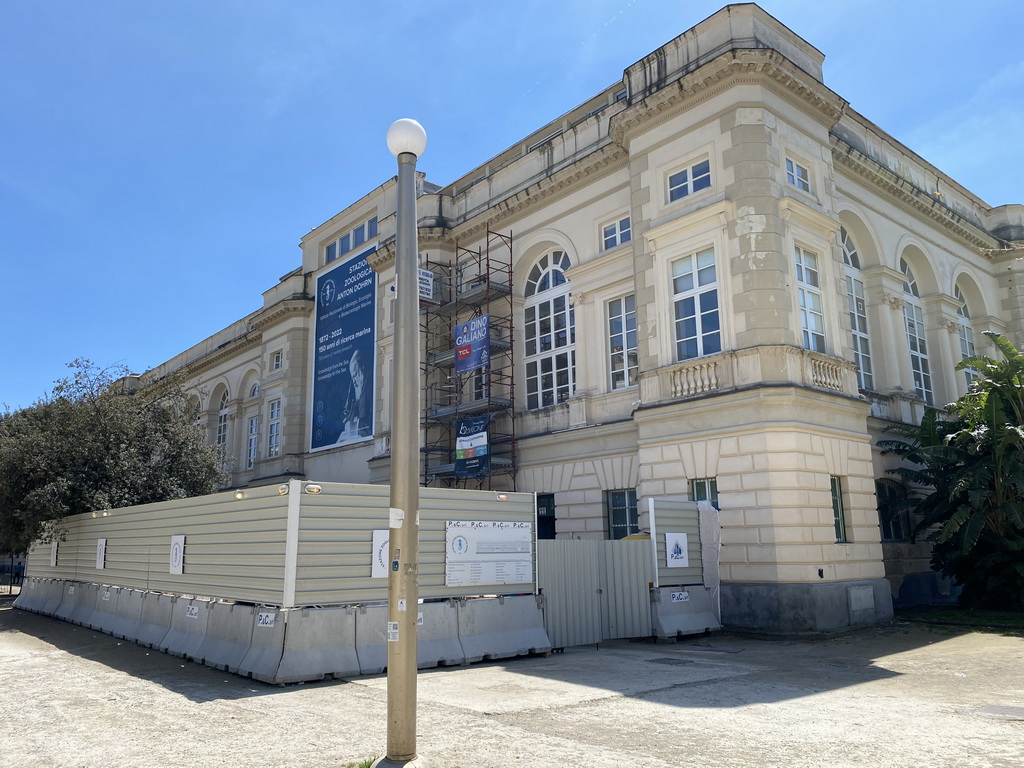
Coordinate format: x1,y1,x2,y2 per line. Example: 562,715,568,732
955,285,977,387
249,382,261,398
875,478,909,542
216,391,230,465
841,227,873,390
900,258,932,404
524,250,575,409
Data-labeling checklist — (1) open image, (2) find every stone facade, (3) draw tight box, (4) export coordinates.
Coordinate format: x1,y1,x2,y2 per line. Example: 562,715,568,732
143,4,1023,632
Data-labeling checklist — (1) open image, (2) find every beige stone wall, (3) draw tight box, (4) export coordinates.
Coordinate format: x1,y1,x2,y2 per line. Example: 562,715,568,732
141,4,1020,607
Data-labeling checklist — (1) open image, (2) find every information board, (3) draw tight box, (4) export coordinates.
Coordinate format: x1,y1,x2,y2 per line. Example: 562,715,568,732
445,520,532,587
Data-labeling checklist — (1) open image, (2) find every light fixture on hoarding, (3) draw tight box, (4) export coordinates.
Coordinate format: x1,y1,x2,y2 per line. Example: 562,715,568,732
303,484,322,495
234,491,245,500
277,484,289,495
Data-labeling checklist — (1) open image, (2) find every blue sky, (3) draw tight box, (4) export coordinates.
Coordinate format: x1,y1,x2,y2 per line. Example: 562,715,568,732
2,0,1021,411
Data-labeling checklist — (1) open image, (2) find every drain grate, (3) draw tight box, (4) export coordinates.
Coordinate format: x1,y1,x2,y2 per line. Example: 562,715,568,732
647,657,695,666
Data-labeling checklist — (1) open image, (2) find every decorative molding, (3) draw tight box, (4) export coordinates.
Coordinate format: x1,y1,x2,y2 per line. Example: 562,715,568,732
611,49,846,149
832,135,997,251
879,291,907,311
249,299,313,332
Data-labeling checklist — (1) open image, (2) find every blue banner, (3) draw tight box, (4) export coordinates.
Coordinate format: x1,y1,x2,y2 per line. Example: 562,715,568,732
310,246,376,451
454,314,490,374
454,414,490,477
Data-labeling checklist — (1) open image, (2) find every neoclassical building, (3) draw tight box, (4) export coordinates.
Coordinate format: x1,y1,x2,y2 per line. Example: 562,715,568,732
146,4,1024,631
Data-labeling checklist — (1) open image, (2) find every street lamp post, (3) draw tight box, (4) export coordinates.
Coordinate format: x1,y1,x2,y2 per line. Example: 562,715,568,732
374,118,427,768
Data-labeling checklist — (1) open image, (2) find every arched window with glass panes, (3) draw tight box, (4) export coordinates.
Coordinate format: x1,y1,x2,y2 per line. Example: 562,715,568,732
954,285,977,387
216,391,231,467
841,227,873,390
523,250,575,409
900,258,932,404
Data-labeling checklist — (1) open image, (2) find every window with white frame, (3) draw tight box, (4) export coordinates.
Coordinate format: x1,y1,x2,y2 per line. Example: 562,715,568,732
246,416,259,469
249,383,261,398
690,477,719,509
607,294,638,390
602,216,631,250
272,351,283,370
524,250,575,409
786,158,811,193
955,285,978,386
841,227,874,390
472,367,490,401
216,391,230,467
667,158,712,202
672,247,721,361
267,399,282,458
795,246,826,353
901,259,933,404
606,489,639,540
326,215,378,263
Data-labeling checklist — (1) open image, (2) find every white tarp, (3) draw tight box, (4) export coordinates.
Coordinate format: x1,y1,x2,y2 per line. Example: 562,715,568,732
697,499,722,623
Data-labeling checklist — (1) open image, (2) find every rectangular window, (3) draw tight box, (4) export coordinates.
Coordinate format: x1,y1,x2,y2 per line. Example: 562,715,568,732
846,273,874,390
473,367,490,401
904,305,933,404
272,351,283,370
268,399,281,458
690,477,719,509
606,489,639,540
672,247,720,361
246,416,259,469
786,158,811,192
325,215,378,263
668,158,712,202
831,476,848,543
607,295,638,390
796,246,826,353
602,217,631,250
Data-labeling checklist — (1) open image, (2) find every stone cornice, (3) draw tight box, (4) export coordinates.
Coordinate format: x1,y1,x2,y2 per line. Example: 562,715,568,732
831,134,998,252
611,48,847,149
449,142,628,244
249,297,313,331
177,332,264,379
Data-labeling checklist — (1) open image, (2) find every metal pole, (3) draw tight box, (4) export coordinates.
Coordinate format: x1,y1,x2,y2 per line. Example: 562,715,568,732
376,119,426,768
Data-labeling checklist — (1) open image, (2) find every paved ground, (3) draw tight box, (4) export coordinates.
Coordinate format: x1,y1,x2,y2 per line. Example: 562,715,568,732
1,594,1023,768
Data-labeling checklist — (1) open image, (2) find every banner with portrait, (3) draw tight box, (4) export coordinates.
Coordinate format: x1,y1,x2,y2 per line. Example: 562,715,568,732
310,246,377,451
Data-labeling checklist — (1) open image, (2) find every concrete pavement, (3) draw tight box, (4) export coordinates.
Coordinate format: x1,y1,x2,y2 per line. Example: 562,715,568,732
1,595,1022,768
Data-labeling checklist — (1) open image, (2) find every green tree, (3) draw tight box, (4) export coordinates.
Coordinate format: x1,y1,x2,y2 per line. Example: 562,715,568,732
881,333,1024,611
0,360,222,554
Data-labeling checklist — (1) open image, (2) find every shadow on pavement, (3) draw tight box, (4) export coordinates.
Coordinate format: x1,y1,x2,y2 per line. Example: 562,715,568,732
0,594,983,711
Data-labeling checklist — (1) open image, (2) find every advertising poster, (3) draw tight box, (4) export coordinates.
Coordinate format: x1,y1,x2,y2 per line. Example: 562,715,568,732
311,246,377,451
371,529,390,579
454,314,490,374
445,520,532,587
454,414,490,477
170,534,186,575
665,532,689,568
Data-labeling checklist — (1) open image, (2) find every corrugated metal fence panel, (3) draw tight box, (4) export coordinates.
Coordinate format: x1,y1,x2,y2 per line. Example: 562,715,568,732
293,482,537,605
601,539,654,639
25,486,290,604
537,540,603,648
25,482,536,607
652,497,704,587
